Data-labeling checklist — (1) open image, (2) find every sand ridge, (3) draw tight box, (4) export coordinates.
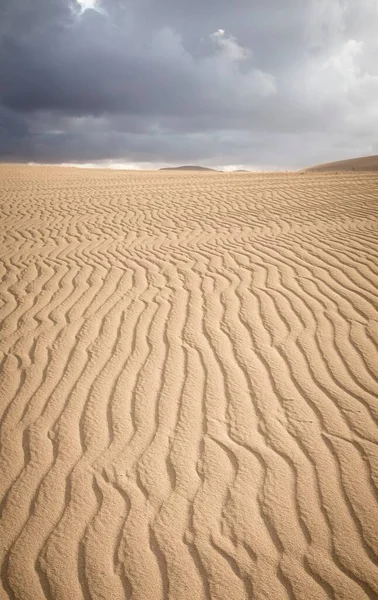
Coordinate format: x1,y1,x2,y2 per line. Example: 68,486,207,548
0,165,378,600
305,154,378,172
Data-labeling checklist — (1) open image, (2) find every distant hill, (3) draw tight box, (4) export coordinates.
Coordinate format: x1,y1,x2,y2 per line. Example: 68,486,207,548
159,165,218,172
232,169,249,172
305,154,378,172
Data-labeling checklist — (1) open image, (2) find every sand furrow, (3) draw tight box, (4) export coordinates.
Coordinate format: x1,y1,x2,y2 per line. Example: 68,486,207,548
0,166,377,599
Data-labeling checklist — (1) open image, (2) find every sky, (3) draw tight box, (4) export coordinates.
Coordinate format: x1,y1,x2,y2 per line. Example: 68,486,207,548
1,0,377,170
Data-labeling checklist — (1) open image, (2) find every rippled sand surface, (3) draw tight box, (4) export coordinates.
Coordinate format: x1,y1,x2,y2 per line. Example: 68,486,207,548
1,165,378,600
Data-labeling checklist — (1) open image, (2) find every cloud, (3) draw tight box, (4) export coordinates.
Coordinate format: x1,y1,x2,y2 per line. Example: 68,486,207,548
77,0,98,11
0,0,377,167
210,29,250,62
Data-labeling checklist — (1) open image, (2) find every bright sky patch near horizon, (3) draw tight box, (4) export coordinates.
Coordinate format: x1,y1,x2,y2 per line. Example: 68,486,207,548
0,0,377,169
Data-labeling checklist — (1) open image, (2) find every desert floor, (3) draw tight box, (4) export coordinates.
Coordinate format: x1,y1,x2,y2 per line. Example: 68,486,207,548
0,165,378,600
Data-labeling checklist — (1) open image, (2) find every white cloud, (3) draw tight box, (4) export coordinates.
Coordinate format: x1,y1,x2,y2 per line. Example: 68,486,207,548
301,36,378,126
306,0,346,51
248,69,277,97
206,29,276,100
76,0,106,14
210,29,250,62
77,0,96,10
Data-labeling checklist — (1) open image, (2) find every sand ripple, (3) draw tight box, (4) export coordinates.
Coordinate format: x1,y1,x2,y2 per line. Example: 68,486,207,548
0,166,378,599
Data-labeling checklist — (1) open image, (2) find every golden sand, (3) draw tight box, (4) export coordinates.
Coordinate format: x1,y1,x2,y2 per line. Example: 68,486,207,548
0,165,378,600
305,154,378,172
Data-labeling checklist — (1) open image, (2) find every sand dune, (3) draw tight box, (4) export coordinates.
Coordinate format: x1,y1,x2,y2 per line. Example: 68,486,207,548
305,154,378,172
0,165,378,600
159,165,218,171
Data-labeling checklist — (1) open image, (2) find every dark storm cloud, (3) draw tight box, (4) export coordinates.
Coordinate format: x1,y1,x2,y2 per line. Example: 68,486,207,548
0,0,377,167
0,3,274,117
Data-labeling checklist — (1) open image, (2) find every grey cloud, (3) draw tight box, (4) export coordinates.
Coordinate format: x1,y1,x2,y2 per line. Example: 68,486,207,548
0,8,274,117
0,0,377,167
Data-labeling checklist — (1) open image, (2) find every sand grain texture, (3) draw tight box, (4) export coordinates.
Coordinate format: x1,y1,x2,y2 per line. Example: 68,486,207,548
0,165,378,600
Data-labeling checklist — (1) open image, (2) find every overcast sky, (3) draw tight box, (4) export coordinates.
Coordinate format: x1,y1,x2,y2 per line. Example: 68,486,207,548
1,0,377,169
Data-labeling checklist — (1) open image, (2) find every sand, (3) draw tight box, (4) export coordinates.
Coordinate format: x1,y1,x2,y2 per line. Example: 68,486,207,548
305,154,378,172
0,164,378,600
159,166,218,171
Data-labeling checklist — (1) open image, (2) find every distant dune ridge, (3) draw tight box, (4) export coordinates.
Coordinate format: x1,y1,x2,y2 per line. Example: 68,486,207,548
159,165,218,171
305,153,378,172
1,164,378,600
